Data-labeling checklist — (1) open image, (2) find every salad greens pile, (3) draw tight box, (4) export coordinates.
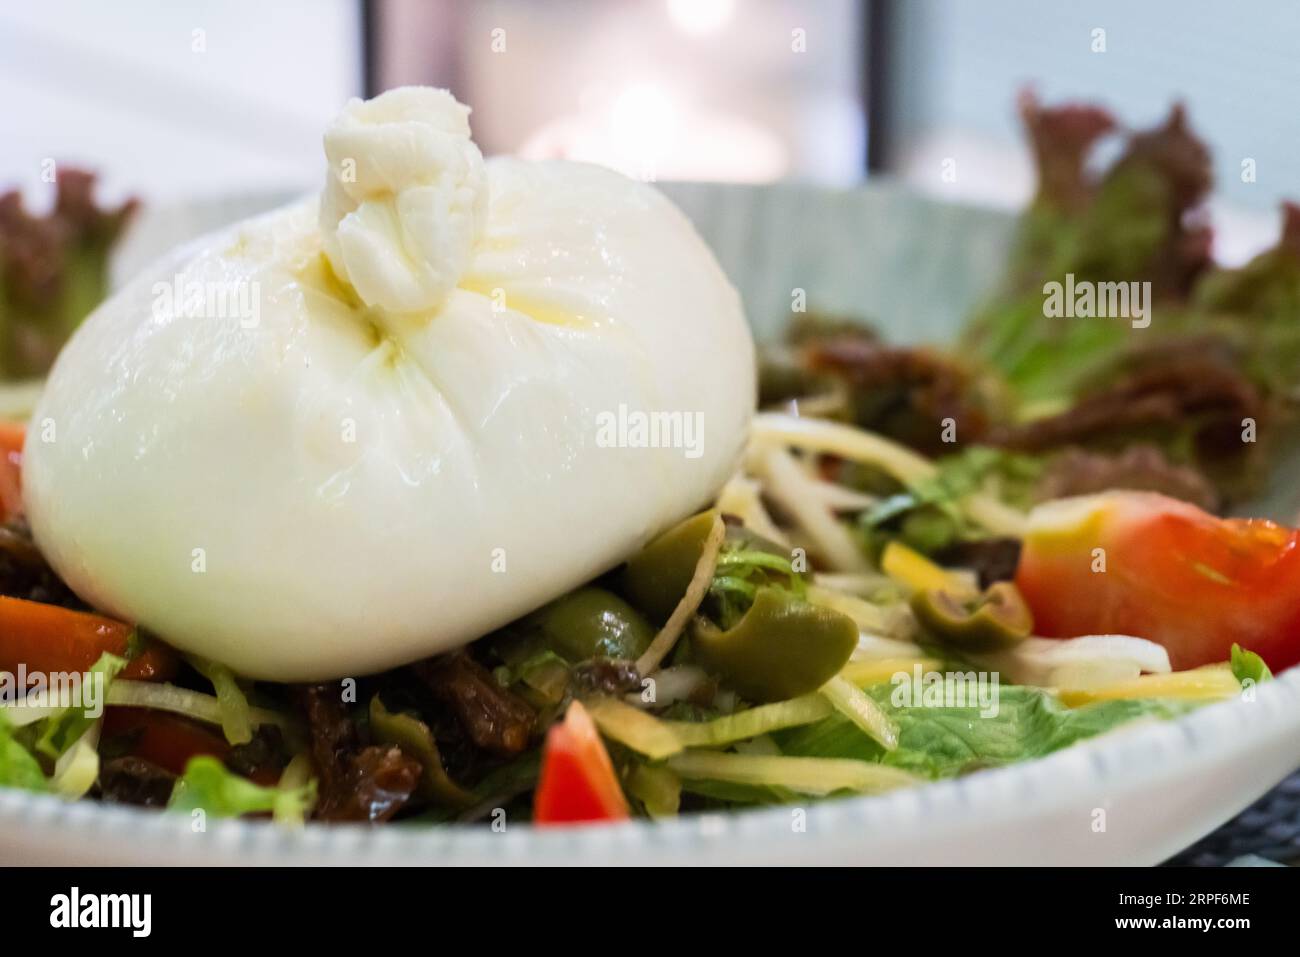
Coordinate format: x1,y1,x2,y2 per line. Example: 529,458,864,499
778,684,1193,781
0,170,137,381
767,95,1300,521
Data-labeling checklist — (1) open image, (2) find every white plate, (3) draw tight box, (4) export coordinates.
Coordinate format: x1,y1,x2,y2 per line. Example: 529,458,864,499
3,183,1297,865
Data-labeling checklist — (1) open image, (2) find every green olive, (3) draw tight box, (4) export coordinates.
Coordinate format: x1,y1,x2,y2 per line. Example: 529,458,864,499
691,586,858,702
369,696,473,809
530,586,656,663
622,510,800,625
621,510,721,625
910,581,1033,651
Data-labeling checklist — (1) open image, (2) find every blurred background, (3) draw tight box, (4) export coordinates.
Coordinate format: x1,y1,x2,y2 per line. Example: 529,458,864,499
4,0,1300,259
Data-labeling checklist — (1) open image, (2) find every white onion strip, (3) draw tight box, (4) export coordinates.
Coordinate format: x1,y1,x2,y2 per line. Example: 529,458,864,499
751,412,1029,538
713,474,789,546
755,445,869,572
106,680,299,734
752,412,935,485
977,635,1172,690
805,477,879,511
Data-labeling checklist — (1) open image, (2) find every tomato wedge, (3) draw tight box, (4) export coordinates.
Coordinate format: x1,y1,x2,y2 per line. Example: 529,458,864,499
0,422,23,521
534,700,630,826
101,708,231,776
1016,491,1300,672
0,595,177,681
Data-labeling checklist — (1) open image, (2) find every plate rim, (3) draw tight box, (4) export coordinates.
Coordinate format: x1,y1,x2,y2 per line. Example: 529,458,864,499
3,665,1297,865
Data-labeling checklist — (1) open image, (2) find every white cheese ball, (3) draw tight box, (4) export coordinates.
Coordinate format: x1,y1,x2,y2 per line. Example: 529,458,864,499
23,88,755,680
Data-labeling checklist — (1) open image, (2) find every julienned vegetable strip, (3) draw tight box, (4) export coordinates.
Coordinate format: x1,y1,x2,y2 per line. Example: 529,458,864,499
665,695,833,747
1056,665,1241,707
753,445,870,573
273,753,317,826
51,720,102,798
635,513,726,675
588,694,840,757
104,680,298,736
626,764,681,817
821,675,899,750
186,655,255,745
806,584,893,633
34,652,124,760
752,412,936,485
714,474,790,546
838,657,943,688
666,751,918,797
751,414,1027,539
584,697,684,760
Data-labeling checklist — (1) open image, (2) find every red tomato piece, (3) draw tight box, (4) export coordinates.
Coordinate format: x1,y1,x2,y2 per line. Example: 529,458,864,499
0,422,23,521
1016,491,1300,672
534,700,630,826
101,708,231,776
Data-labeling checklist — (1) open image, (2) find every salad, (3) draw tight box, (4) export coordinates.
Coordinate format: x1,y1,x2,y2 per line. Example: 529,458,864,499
0,90,1295,828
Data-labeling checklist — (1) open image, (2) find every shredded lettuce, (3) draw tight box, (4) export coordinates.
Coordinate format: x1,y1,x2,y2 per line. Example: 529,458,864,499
706,527,809,631
859,447,1042,554
0,709,47,792
820,675,899,750
666,694,833,747
626,764,682,818
778,683,1195,779
186,655,254,745
589,693,839,756
50,721,101,798
105,680,296,736
169,756,316,820
33,652,124,760
271,754,316,826
666,751,918,797
585,697,684,760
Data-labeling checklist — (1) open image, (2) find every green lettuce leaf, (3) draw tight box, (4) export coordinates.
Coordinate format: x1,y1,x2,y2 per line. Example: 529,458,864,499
186,655,254,745
0,170,138,379
706,525,809,631
169,755,316,820
1189,203,1300,394
0,709,48,792
777,682,1194,779
964,102,1213,404
33,651,125,759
